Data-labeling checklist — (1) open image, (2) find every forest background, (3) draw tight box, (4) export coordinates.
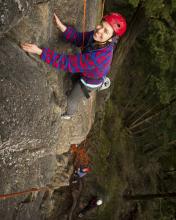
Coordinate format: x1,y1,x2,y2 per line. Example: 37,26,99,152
83,0,176,219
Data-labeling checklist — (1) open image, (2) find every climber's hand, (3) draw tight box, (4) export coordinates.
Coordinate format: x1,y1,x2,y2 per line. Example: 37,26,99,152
53,13,67,32
21,43,42,55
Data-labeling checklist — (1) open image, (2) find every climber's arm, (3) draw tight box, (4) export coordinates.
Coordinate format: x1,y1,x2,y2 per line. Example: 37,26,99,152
63,27,93,47
21,43,95,73
53,13,93,47
40,48,96,73
40,47,112,79
21,43,112,79
53,13,67,32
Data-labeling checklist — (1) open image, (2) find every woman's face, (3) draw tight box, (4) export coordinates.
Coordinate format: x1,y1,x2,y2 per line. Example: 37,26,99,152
93,21,114,43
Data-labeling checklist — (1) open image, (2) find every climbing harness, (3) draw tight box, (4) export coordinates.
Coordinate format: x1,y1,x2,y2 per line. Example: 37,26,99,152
79,80,90,99
79,77,111,99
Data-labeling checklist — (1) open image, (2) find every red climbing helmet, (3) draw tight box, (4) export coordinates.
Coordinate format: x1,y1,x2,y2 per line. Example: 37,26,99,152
82,167,91,173
103,12,127,37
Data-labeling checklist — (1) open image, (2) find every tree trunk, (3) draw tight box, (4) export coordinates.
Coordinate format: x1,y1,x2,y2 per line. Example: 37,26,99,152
111,1,147,81
129,110,161,130
168,139,176,146
124,192,176,201
129,98,176,130
124,75,151,112
130,104,159,127
165,169,176,174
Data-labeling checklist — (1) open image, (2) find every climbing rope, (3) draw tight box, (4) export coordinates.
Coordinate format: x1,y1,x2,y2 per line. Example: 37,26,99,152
82,0,105,49
82,0,87,50
0,187,49,200
101,0,106,18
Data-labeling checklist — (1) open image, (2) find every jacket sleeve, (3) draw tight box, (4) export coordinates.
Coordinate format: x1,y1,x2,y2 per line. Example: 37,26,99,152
40,48,111,78
63,26,94,47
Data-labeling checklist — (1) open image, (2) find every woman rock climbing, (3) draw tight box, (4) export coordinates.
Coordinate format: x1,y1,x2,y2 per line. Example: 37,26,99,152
21,12,127,119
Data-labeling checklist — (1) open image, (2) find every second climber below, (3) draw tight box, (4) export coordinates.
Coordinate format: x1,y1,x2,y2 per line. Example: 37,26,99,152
21,12,127,119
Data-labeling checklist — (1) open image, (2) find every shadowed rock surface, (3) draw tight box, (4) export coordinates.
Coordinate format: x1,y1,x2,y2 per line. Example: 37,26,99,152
0,0,101,219
0,0,50,36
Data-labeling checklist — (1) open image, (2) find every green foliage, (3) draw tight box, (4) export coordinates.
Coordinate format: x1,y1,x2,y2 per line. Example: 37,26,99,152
128,0,140,7
108,0,176,105
149,20,176,66
144,0,176,104
150,75,175,104
92,129,111,177
153,200,176,220
144,0,165,17
145,16,176,103
87,1,176,219
172,0,176,9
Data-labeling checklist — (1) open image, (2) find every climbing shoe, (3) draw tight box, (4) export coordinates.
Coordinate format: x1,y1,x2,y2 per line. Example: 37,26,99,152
61,114,71,120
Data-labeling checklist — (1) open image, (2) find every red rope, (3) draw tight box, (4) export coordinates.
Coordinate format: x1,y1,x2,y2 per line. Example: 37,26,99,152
81,0,105,50
82,0,87,50
0,187,49,200
101,0,106,18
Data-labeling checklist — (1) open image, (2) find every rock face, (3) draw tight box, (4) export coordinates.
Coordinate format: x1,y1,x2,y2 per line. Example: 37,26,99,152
0,0,49,36
0,0,101,219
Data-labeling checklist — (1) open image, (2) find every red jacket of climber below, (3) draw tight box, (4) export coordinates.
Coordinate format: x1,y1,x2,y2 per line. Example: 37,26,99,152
40,26,115,85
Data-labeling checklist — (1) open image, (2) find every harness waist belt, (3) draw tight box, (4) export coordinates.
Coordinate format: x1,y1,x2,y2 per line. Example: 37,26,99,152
80,78,103,89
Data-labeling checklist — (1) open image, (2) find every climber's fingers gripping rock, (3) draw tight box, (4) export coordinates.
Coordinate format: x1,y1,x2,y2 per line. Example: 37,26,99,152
53,13,67,32
21,43,42,55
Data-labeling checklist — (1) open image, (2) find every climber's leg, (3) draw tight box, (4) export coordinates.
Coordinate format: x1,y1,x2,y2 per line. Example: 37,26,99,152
64,82,87,117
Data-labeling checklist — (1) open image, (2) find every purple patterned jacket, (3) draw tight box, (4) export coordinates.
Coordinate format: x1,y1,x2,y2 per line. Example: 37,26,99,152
40,26,114,85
